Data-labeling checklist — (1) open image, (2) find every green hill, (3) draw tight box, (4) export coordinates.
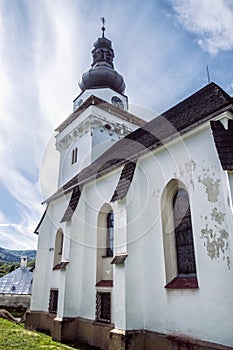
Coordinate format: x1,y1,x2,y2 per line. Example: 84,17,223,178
0,246,36,263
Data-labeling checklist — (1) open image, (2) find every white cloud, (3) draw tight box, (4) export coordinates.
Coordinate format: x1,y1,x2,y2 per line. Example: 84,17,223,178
170,0,233,55
0,0,231,250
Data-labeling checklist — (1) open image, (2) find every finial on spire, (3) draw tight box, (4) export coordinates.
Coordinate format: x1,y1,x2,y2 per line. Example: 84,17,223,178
101,17,106,37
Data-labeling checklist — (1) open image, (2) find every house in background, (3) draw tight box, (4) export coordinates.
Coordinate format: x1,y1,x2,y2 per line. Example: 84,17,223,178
25,23,233,350
0,256,33,315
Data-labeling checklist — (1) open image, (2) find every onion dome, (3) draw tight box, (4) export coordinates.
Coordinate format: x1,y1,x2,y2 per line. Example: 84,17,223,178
79,20,126,94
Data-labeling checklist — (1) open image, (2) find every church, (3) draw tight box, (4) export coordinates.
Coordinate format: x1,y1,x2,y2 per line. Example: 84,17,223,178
25,22,233,350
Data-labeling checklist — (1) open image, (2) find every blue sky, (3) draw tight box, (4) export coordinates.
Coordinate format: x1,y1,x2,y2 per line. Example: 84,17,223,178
0,0,233,250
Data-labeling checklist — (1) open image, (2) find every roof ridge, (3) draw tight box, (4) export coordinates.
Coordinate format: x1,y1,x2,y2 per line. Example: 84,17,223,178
45,82,233,203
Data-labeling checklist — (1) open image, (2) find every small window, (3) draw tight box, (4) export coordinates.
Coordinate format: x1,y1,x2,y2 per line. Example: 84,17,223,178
71,147,78,164
96,292,111,323
106,212,114,257
53,229,64,267
49,289,58,314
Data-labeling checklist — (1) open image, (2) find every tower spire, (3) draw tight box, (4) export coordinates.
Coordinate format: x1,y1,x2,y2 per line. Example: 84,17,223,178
101,17,106,37
78,20,126,94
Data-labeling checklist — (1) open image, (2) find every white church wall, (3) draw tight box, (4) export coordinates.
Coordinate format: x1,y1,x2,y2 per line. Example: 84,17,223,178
30,195,71,312
56,104,140,188
73,88,128,111
124,121,233,347
62,170,121,321
57,131,92,188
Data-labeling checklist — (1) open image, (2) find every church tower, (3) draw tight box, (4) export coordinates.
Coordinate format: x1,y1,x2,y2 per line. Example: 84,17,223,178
55,20,145,188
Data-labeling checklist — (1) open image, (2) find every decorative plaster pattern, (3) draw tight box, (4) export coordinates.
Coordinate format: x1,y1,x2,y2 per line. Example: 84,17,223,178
56,115,132,151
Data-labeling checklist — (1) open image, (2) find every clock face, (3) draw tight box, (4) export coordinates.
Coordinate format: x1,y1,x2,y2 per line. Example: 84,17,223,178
74,98,83,110
111,96,124,110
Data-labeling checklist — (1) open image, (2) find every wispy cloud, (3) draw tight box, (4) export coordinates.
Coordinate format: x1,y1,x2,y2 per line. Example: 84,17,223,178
0,0,232,250
170,0,233,55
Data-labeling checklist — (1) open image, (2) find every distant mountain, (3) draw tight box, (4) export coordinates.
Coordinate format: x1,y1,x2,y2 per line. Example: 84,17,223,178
0,247,36,263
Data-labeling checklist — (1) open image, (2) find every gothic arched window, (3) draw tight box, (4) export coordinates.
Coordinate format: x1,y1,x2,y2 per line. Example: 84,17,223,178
173,189,196,276
53,229,64,267
161,180,198,289
106,211,114,257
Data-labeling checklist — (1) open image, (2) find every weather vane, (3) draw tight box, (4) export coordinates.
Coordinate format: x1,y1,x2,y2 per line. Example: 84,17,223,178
101,17,106,37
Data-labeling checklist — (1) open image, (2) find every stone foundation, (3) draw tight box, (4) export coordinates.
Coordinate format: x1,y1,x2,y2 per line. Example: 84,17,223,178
25,311,233,350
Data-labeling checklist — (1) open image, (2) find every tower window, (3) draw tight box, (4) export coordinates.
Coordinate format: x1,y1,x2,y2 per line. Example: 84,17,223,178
71,147,78,164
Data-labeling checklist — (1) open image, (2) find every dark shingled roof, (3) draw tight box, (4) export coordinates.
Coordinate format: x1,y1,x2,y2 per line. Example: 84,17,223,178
95,280,113,287
53,261,69,270
47,82,233,202
111,161,137,202
111,253,128,264
210,120,233,170
60,185,82,222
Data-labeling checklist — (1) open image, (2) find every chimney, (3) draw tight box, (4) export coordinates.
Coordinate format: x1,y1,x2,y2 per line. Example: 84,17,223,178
20,256,27,269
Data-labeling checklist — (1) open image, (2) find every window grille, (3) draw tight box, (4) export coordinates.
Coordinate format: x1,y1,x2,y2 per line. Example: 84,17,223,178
96,292,111,323
173,189,196,275
49,289,58,314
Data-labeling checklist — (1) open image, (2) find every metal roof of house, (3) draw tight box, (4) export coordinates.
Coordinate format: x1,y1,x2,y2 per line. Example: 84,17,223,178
0,267,32,295
47,82,233,203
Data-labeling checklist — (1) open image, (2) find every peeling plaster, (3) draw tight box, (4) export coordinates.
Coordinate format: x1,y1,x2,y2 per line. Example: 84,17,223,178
198,176,220,203
177,160,196,191
184,159,196,173
210,208,225,225
201,224,230,269
227,256,230,269
152,189,160,198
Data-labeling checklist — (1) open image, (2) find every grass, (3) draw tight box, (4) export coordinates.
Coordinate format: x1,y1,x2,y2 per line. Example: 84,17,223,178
0,318,99,350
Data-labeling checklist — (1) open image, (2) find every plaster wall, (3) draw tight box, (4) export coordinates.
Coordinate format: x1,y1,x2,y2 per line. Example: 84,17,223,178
30,195,71,312
56,105,139,188
73,87,128,111
125,120,233,347
32,112,233,347
61,170,121,322
57,130,92,187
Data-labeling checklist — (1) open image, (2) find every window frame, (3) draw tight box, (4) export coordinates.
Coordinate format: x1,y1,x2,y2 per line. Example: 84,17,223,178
53,229,64,268
106,211,114,257
161,180,198,289
96,291,111,323
71,147,78,165
48,288,59,314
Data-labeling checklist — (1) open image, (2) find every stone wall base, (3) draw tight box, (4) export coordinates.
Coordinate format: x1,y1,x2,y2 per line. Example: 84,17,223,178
25,311,233,350
0,294,30,316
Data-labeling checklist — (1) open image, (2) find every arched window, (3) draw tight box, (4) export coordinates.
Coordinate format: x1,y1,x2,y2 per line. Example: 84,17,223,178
173,189,196,276
161,180,198,288
106,211,114,257
53,229,64,267
96,204,114,283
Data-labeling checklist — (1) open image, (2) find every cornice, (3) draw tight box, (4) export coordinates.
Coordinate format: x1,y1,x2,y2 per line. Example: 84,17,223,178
56,114,132,151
